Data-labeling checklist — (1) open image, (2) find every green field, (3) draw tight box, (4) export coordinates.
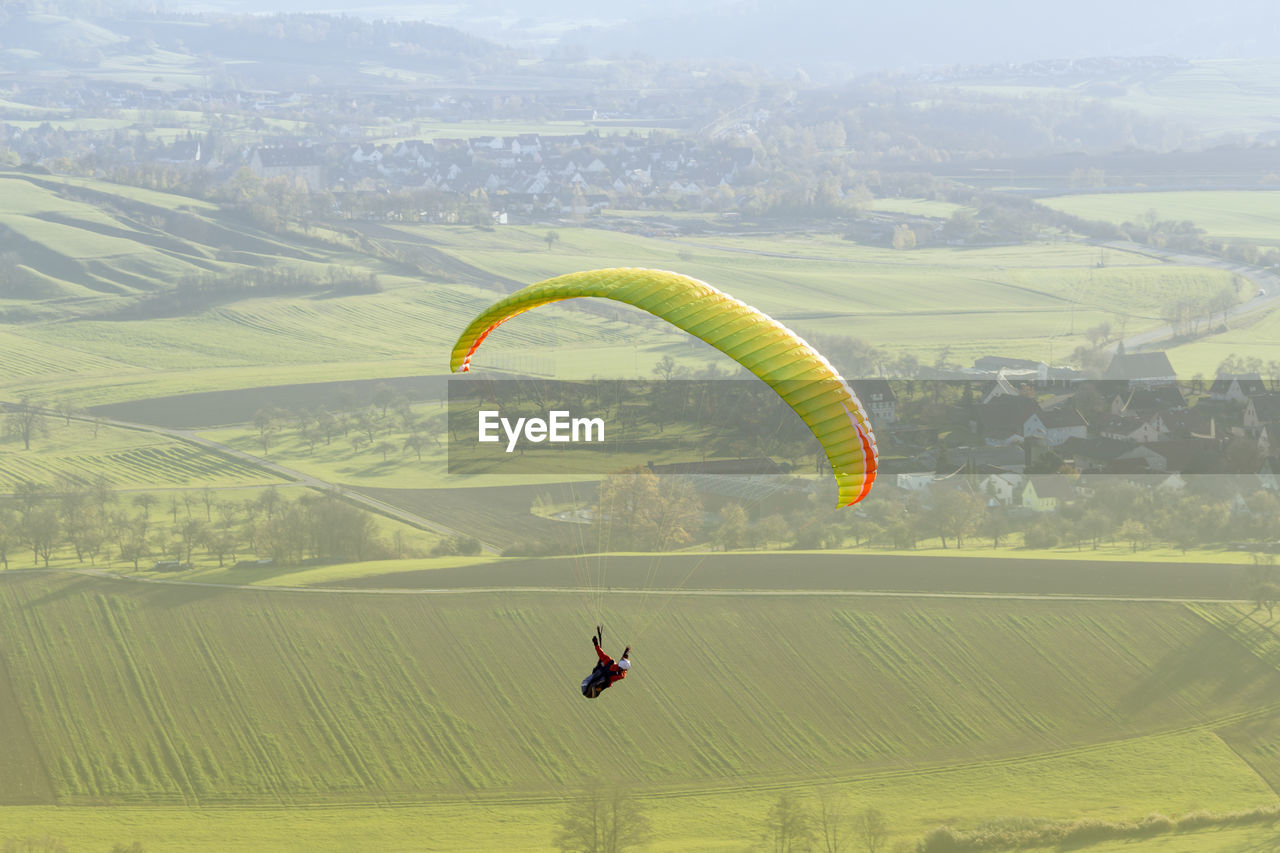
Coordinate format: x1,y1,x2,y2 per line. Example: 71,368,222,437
953,58,1280,138
0,172,1249,411
7,168,1280,851
1044,191,1280,246
0,418,284,489
2,570,1280,849
1164,297,1280,377
391,223,1234,367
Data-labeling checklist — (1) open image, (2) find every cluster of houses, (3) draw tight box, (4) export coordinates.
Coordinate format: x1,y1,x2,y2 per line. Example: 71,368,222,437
238,132,756,216
867,352,1280,513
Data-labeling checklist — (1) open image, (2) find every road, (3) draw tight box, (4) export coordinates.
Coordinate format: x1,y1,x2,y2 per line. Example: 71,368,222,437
25,566,1246,604
1100,240,1280,351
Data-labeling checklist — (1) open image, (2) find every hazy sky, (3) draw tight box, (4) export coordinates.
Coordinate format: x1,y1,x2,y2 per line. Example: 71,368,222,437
165,0,1280,72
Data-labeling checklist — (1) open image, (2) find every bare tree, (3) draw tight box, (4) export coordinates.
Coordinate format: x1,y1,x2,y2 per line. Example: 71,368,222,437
554,785,652,853
4,396,48,450
56,397,76,426
854,807,888,853
763,792,813,853
816,788,848,852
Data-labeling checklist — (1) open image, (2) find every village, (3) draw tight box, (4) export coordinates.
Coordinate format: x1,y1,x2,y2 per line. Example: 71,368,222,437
864,351,1280,528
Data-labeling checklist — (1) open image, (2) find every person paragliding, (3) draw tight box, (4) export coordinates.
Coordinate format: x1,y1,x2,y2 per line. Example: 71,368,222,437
581,625,630,699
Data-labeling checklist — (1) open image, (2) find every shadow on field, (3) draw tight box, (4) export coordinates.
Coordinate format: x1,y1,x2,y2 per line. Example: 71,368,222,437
1119,624,1280,715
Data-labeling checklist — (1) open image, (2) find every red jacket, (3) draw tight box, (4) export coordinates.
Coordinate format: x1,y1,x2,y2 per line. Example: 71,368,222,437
594,642,627,686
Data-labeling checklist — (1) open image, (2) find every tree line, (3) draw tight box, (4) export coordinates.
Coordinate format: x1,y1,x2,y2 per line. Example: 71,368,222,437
0,480,399,571
554,785,889,853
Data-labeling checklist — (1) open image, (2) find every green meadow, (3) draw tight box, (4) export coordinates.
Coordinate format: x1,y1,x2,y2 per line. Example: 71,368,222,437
2,571,1280,850
0,171,1253,415
952,58,1280,138
388,223,1235,367
9,169,1280,852
0,418,283,489
1043,190,1280,246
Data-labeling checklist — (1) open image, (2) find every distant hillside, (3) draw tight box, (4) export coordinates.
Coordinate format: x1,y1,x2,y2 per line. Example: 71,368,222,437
0,171,369,315
0,6,507,83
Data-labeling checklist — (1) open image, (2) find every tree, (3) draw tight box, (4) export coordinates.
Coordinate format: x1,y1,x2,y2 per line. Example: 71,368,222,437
714,503,749,550
1117,519,1148,552
595,469,703,551
891,224,916,250
403,433,428,461
56,397,76,426
23,504,61,567
927,488,983,549
553,785,651,853
816,788,848,852
1257,582,1280,620
4,396,48,450
652,355,680,381
205,528,238,568
854,807,888,853
763,792,813,853
253,407,279,455
132,493,157,523
116,517,151,570
0,508,16,569
979,509,1009,548
372,382,395,417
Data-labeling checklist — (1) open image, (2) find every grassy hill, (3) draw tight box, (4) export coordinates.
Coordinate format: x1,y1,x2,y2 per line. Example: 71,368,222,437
1043,190,1280,247
0,172,685,406
2,569,1280,849
0,172,1255,414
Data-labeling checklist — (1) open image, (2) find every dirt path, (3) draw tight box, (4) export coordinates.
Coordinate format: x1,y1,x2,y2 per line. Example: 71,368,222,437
56,566,1251,604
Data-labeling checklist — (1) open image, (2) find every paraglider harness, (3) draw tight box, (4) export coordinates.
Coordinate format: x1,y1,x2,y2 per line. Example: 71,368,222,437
581,626,626,699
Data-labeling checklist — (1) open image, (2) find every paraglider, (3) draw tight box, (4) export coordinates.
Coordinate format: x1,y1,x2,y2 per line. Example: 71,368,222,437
582,626,630,699
450,268,878,506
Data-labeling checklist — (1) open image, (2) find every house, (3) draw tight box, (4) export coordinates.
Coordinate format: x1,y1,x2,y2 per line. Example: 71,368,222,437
973,395,1040,445
979,472,1022,506
1244,393,1280,427
1058,436,1138,471
897,472,935,491
250,146,323,190
1103,351,1176,386
1022,475,1076,511
155,139,202,165
979,372,1020,403
973,356,1049,380
1023,408,1087,446
1210,374,1267,401
1100,414,1163,443
850,380,898,425
350,142,382,165
1260,459,1280,491
1111,384,1186,416
1118,439,1222,474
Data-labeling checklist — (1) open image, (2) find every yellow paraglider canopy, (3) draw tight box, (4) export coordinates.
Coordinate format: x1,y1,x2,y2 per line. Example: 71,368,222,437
450,268,877,506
